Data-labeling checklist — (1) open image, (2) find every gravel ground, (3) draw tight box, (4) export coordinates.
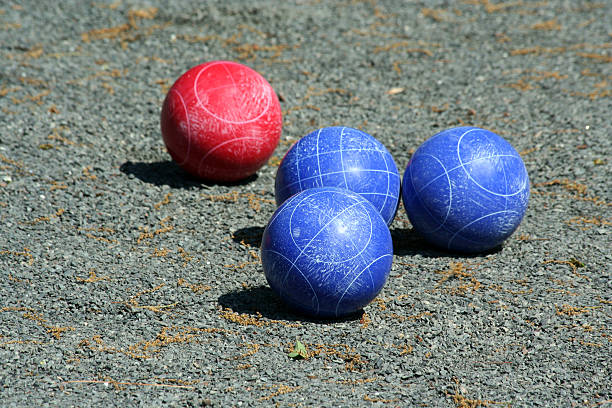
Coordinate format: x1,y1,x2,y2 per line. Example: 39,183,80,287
1,1,611,406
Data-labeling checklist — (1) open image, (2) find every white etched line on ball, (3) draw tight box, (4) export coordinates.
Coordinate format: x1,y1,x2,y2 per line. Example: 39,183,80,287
469,198,489,210
220,61,238,88
306,198,377,267
415,153,521,195
293,147,389,165
343,202,375,290
308,194,396,223
267,189,313,233
446,209,521,249
286,190,326,254
278,169,399,195
283,197,367,314
196,136,262,174
262,248,319,313
282,192,325,311
220,62,241,125
457,154,526,197
332,263,361,295
305,194,378,307
316,128,324,187
304,200,334,224
195,83,240,94
334,253,393,317
500,145,510,212
171,89,192,166
411,153,452,232
456,128,526,197
288,199,365,267
339,127,350,190
353,192,398,199
289,194,372,264
379,149,391,215
193,62,271,125
332,198,374,277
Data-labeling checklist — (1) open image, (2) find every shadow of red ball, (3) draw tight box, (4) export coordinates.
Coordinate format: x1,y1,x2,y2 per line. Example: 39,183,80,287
161,60,282,182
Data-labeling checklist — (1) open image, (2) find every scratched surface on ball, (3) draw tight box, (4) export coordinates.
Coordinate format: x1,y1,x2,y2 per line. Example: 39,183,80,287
261,187,393,318
275,126,400,225
402,127,530,253
160,61,282,182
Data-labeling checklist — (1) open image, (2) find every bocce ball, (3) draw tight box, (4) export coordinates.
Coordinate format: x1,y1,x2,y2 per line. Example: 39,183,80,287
261,187,393,318
275,126,401,225
160,60,282,182
402,126,530,253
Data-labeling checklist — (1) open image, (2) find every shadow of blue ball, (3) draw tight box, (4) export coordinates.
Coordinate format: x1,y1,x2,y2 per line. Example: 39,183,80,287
261,187,393,318
402,127,530,253
275,126,401,226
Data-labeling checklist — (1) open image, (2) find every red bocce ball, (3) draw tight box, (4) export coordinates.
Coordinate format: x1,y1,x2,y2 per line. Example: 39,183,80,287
160,60,282,182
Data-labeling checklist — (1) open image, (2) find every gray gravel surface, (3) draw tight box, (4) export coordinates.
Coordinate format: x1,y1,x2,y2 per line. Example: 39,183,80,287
1,1,611,406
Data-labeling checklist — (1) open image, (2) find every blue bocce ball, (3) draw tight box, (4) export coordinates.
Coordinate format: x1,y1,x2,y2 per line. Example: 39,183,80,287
275,126,401,226
402,127,530,253
261,187,393,318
